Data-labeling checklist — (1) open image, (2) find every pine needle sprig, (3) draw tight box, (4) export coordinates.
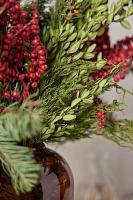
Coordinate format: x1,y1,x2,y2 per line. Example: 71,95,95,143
0,143,40,194
0,102,43,194
97,118,133,148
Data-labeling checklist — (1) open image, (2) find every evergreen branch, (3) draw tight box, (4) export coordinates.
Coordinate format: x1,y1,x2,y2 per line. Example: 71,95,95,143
0,102,43,194
0,100,43,142
99,118,133,148
0,109,42,143
0,142,40,194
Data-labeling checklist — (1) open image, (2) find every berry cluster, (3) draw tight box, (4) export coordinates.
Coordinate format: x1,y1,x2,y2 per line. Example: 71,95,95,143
93,98,107,129
107,36,133,82
0,1,47,101
88,26,133,82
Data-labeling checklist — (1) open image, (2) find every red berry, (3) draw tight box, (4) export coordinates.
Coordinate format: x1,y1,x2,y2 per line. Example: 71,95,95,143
2,45,9,50
96,111,103,117
18,74,24,80
32,39,39,46
9,0,15,4
41,64,48,71
0,74,3,81
12,20,18,26
6,33,13,40
3,90,10,98
12,20,17,26
31,82,37,88
119,73,125,80
3,51,9,57
23,51,29,58
12,90,19,98
103,71,108,76
38,60,45,65
38,68,44,75
10,6,16,13
21,11,28,18
0,0,4,5
18,62,23,67
11,14,18,20
38,50,45,56
100,117,106,122
33,102,38,107
39,56,46,61
4,2,10,9
15,4,20,11
36,45,42,50
4,39,11,44
32,61,38,66
2,21,7,26
25,73,29,78
28,67,34,73
16,24,23,29
73,89,78,93
35,72,41,78
29,73,35,79
94,75,99,81
98,121,103,127
113,76,119,82
21,92,27,99
10,28,16,33
31,53,37,58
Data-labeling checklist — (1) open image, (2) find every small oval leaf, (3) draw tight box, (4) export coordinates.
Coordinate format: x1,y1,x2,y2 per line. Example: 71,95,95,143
120,20,131,30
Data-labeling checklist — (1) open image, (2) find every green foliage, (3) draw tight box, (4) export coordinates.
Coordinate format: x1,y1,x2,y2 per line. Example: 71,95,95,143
99,118,133,148
36,0,133,147
40,0,133,69
38,59,132,145
1,0,133,194
0,102,42,194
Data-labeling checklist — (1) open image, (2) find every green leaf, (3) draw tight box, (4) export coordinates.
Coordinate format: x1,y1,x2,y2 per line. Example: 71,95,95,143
120,20,131,29
110,2,116,12
127,5,133,16
83,52,95,59
97,52,102,61
67,41,81,54
72,52,84,61
95,5,108,12
86,44,96,53
71,98,82,107
63,114,76,121
106,12,114,25
97,26,106,36
96,60,107,69
67,32,77,42
0,6,6,15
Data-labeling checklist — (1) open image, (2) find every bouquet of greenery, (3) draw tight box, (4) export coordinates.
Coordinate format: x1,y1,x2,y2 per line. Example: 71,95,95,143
0,0,133,195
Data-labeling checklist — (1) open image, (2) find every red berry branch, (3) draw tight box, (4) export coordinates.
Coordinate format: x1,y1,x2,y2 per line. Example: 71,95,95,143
93,98,107,129
88,26,133,83
0,0,48,101
81,26,133,129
